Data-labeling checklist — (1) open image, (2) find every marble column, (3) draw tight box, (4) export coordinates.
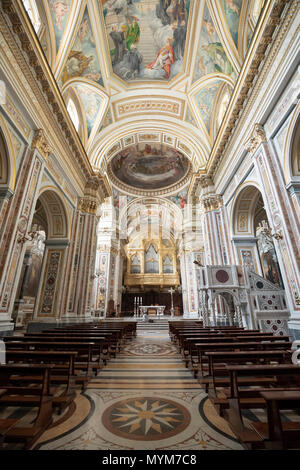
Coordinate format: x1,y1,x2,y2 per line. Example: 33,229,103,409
0,131,51,335
33,239,69,320
246,127,300,328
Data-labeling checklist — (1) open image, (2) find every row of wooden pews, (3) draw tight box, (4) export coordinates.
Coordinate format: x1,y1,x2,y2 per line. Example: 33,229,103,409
169,321,300,449
0,320,136,449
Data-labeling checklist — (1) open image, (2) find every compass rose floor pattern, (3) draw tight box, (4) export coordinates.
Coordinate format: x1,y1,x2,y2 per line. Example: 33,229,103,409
34,330,242,450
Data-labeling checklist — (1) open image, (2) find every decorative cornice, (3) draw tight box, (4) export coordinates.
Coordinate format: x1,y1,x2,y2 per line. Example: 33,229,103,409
244,123,267,155
207,0,290,177
32,129,53,160
0,0,91,179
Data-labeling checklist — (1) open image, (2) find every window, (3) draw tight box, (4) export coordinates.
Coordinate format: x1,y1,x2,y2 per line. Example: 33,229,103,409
67,99,79,132
22,0,41,33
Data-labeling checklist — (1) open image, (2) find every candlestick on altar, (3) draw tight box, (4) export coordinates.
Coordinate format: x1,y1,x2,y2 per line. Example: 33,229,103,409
168,287,175,317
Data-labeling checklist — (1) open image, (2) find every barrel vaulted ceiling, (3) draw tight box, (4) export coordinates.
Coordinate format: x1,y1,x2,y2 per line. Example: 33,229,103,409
23,0,265,195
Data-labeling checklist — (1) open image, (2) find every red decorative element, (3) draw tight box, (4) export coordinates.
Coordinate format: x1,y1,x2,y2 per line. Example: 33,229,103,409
215,270,229,283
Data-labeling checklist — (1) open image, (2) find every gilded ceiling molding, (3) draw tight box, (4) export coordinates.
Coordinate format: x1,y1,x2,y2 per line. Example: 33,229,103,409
113,97,185,121
244,123,267,155
32,128,53,160
207,0,289,177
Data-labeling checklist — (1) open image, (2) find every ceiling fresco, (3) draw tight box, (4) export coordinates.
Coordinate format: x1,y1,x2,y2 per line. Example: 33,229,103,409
101,0,190,81
23,0,265,196
221,0,243,48
109,143,190,191
59,5,104,87
192,3,236,84
48,0,73,52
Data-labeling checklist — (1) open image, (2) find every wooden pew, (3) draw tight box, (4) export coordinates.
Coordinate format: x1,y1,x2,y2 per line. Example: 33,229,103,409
223,364,300,447
252,390,300,449
7,335,108,366
4,340,96,389
189,341,292,379
180,334,290,367
0,364,54,449
28,330,118,355
202,350,292,397
4,350,77,413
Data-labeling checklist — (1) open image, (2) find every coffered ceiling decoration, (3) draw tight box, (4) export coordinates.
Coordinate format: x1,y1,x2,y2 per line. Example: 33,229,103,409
22,0,265,195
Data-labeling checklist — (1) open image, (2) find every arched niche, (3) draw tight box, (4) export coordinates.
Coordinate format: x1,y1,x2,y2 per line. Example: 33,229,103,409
14,187,70,324
231,184,283,288
38,187,70,239
283,103,300,183
232,183,262,237
0,121,16,192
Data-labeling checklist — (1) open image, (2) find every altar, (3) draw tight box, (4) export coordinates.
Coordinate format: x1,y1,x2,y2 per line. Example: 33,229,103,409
139,305,165,316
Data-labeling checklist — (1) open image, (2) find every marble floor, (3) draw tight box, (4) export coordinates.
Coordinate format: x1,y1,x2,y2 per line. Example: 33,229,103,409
32,329,242,451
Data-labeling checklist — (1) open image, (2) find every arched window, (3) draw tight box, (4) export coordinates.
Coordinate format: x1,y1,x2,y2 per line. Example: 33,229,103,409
22,0,41,33
67,99,79,132
217,86,231,130
252,0,265,22
145,244,159,274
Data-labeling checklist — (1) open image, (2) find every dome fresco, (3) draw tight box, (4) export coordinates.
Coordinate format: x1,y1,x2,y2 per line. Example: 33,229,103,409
109,143,190,191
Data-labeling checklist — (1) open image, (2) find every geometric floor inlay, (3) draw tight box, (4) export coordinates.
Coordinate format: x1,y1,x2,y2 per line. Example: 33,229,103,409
123,343,176,356
102,397,191,441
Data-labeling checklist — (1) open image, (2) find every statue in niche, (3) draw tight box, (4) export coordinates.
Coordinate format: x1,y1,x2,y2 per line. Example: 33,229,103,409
256,220,283,287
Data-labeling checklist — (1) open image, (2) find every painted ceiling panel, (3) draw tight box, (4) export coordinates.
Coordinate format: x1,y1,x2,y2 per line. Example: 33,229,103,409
99,107,113,133
48,0,74,52
73,83,104,137
59,5,104,87
101,0,190,81
192,3,236,84
194,80,221,135
221,0,243,48
185,106,198,128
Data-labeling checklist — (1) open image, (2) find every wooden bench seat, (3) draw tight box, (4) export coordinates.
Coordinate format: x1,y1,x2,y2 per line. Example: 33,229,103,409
4,350,78,413
221,364,300,447
250,390,300,449
0,364,54,449
6,336,108,366
184,341,291,378
4,340,96,389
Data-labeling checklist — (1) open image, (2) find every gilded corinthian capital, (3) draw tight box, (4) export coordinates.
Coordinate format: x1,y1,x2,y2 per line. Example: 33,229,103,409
32,129,53,160
244,123,267,155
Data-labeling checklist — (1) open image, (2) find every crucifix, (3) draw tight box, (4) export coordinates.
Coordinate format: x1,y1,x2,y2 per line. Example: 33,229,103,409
168,287,175,317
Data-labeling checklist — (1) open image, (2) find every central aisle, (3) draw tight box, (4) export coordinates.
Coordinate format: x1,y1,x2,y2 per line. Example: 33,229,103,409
35,327,242,450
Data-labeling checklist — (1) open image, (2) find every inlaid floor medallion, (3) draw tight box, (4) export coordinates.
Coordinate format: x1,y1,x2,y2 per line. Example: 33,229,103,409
102,397,191,441
124,343,176,356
